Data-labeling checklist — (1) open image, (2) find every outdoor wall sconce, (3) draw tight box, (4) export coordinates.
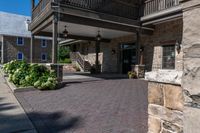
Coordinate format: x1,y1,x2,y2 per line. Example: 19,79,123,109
96,30,101,41
111,49,116,55
140,46,144,52
63,25,69,38
175,41,181,54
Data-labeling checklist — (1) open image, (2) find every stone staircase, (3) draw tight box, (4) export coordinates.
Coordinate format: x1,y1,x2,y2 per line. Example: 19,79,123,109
70,52,91,72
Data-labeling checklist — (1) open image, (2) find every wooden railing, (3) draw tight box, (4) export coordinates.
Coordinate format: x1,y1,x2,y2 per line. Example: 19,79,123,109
143,0,180,16
32,0,139,20
32,0,51,19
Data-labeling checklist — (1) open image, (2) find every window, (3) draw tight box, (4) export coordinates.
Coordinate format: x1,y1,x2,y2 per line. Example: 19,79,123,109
17,37,24,45
41,39,47,48
41,53,47,61
17,52,24,60
162,45,175,69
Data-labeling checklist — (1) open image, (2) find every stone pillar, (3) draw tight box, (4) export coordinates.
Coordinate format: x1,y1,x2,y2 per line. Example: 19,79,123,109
181,1,200,132
30,35,34,63
146,70,183,133
52,14,58,64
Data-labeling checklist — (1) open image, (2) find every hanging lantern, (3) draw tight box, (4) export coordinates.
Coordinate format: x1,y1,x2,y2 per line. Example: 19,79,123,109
63,26,68,38
96,30,101,41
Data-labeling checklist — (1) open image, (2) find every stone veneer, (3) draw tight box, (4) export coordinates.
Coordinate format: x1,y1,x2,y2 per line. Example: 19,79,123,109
146,70,184,133
181,0,200,132
3,35,52,63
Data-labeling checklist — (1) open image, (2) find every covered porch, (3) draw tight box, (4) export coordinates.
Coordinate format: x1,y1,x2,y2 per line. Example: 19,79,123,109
29,0,154,78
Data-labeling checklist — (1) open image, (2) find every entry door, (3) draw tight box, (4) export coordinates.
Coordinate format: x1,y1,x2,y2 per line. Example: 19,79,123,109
121,44,137,74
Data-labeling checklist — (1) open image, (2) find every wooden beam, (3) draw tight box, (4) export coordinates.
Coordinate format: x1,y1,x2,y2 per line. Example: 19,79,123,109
32,16,53,35
52,14,58,63
59,13,153,35
36,31,111,43
30,35,34,63
31,0,35,9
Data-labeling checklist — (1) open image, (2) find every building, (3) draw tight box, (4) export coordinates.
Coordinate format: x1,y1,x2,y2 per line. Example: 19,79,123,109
0,11,52,63
29,0,200,133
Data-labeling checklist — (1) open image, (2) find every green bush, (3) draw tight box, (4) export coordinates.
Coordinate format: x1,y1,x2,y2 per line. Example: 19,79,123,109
59,58,72,64
3,60,58,90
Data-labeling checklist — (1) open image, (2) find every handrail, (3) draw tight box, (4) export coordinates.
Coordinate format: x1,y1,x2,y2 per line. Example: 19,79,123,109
143,0,180,16
32,0,139,20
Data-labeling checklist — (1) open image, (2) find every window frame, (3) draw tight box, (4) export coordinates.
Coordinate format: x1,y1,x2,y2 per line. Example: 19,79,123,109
16,37,24,46
162,45,176,70
41,39,47,48
17,52,24,61
41,53,47,61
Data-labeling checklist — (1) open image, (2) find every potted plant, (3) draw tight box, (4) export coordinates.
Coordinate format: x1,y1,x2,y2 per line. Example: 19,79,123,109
128,71,137,79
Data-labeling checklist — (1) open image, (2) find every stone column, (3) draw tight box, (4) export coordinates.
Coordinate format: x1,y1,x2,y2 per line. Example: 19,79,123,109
30,35,34,63
181,0,200,133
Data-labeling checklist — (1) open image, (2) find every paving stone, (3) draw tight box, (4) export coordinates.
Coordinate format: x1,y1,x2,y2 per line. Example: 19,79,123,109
15,79,148,133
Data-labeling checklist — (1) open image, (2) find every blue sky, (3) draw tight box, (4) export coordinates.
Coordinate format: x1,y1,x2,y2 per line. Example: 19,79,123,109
0,0,33,16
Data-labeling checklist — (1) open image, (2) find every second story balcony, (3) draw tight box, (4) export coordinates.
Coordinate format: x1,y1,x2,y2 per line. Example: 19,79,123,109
31,0,140,22
141,0,182,24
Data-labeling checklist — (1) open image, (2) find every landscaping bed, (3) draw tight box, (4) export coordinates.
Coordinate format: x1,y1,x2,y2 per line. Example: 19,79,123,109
2,60,58,91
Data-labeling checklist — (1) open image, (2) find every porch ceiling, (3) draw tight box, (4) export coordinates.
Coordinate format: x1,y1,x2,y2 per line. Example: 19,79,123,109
42,21,133,39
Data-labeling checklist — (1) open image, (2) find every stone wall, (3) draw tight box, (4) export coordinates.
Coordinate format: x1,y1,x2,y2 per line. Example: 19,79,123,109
181,0,200,132
147,79,183,133
3,35,52,63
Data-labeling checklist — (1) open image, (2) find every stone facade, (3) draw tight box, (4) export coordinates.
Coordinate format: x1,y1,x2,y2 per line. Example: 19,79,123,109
2,35,52,63
148,81,183,133
181,0,200,132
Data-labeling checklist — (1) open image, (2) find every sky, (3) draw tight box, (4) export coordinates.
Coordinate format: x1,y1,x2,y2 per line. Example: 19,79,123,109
0,0,33,16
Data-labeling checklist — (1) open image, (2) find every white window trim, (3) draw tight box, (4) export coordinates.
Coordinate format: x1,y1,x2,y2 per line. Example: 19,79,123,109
17,52,24,61
17,37,24,46
41,53,47,61
41,39,47,48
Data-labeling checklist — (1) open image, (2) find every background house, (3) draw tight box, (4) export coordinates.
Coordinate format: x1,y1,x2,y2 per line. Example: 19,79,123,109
0,11,52,63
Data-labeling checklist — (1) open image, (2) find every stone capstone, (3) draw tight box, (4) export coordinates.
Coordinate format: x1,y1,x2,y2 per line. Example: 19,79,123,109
145,70,183,85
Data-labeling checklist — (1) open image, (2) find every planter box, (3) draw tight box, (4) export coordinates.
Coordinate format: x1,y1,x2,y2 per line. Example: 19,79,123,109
132,65,145,78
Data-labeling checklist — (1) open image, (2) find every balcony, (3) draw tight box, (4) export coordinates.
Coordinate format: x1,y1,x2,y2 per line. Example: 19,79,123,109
143,0,180,16
32,0,139,21
141,0,182,24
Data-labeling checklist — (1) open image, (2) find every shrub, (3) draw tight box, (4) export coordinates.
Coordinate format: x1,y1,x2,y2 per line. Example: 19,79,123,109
3,61,58,90
59,58,72,64
128,71,137,79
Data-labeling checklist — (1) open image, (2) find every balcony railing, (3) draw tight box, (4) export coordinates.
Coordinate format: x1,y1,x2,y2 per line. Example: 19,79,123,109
32,0,139,20
143,0,180,16
32,0,51,19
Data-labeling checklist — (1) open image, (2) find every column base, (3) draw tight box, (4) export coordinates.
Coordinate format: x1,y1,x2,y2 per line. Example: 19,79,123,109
50,64,63,82
132,65,145,78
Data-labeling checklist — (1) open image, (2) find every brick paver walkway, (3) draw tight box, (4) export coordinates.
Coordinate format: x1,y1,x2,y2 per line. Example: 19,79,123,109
15,79,148,133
